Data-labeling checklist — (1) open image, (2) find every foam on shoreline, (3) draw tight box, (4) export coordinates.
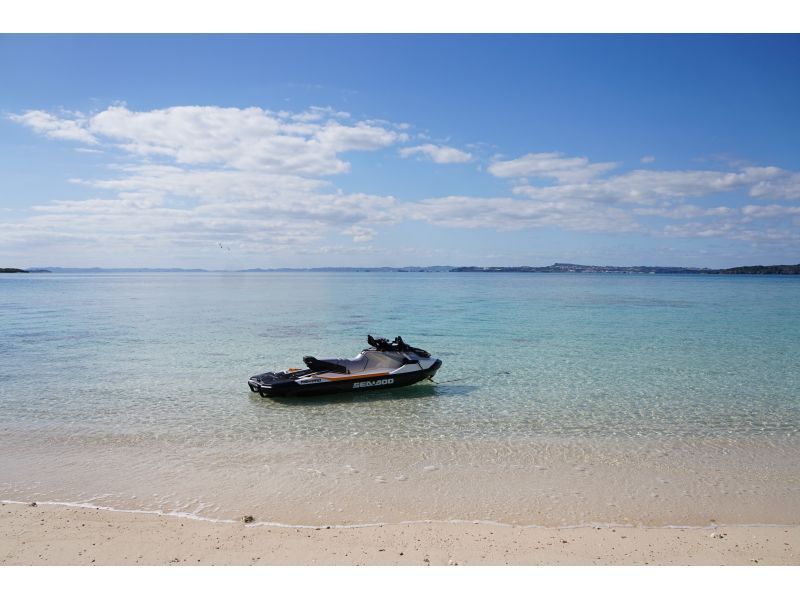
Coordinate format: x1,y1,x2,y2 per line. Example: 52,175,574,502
3,498,797,531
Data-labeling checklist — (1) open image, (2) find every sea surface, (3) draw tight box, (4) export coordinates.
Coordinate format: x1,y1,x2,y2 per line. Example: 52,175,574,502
2,272,799,527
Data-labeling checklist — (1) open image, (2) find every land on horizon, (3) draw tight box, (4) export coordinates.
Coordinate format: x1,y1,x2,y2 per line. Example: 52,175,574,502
4,262,800,274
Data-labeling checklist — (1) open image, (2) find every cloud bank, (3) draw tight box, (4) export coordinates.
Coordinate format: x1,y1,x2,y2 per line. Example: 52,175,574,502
5,104,800,266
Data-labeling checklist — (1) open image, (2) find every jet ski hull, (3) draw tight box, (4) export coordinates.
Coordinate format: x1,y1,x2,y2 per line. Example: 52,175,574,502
249,358,442,398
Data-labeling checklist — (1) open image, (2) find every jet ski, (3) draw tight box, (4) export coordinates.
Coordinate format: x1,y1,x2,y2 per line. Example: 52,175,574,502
248,335,442,398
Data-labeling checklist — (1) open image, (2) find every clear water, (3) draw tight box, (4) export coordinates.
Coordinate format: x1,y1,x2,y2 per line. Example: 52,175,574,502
1,272,799,526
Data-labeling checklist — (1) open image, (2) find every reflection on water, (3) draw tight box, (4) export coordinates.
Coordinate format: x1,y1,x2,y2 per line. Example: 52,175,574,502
258,382,474,408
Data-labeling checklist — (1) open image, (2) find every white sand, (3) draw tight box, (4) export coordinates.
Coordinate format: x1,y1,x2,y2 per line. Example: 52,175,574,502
1,502,797,565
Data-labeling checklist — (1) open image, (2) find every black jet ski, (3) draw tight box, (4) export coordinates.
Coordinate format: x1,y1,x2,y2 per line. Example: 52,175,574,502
248,335,442,398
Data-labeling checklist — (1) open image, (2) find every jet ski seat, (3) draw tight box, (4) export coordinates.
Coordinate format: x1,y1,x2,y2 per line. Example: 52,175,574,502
303,356,348,374
303,351,407,375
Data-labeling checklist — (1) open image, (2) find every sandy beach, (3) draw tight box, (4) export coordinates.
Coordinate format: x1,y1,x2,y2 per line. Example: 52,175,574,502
1,501,797,565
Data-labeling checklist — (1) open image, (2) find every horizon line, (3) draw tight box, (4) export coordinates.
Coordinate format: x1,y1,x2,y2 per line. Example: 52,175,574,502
9,261,800,273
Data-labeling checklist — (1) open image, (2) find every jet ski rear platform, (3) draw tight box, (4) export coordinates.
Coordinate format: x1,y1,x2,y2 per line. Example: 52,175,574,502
248,335,442,398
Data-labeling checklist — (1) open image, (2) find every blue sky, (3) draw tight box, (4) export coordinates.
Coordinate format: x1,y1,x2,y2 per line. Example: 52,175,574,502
1,34,799,268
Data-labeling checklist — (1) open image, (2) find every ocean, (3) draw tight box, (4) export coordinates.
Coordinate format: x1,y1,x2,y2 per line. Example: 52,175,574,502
1,272,799,527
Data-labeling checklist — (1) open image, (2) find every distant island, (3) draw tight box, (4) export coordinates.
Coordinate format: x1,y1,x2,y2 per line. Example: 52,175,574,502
451,263,800,275
0,268,51,273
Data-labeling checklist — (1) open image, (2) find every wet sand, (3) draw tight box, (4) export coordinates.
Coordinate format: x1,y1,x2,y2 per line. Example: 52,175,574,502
1,502,797,565
5,435,799,528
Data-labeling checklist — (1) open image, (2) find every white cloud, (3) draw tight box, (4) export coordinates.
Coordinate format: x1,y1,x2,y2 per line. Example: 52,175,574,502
2,185,400,261
8,106,800,263
69,164,329,204
488,152,618,182
404,195,639,233
747,169,800,200
13,105,405,176
314,120,406,153
403,157,800,242
633,205,734,219
661,222,738,238
9,110,98,145
741,204,800,218
342,225,376,242
5,104,412,262
75,147,104,154
661,221,800,243
399,143,473,164
640,155,656,164
290,106,350,122
294,244,387,256
512,165,797,205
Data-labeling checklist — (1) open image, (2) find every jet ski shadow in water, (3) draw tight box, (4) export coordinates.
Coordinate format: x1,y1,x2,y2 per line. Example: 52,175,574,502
248,335,442,400
251,380,478,407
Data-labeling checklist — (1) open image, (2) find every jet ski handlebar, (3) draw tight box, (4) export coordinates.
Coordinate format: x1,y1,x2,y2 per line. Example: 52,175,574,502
366,335,431,358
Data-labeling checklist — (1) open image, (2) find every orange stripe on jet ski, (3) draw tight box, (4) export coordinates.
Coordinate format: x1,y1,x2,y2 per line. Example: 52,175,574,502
316,371,391,381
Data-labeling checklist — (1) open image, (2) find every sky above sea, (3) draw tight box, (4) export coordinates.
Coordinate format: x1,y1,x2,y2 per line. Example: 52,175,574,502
1,34,799,269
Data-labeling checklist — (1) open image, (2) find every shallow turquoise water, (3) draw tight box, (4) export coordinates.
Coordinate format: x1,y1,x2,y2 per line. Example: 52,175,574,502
2,272,799,525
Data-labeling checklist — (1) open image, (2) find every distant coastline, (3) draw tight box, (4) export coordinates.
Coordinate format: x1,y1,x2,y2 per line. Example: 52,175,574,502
4,266,453,274
4,263,799,274
450,262,800,275
0,268,51,274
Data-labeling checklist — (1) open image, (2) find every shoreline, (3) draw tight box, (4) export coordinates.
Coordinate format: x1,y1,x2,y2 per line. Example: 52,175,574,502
2,501,798,565
2,499,798,531
5,433,798,530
